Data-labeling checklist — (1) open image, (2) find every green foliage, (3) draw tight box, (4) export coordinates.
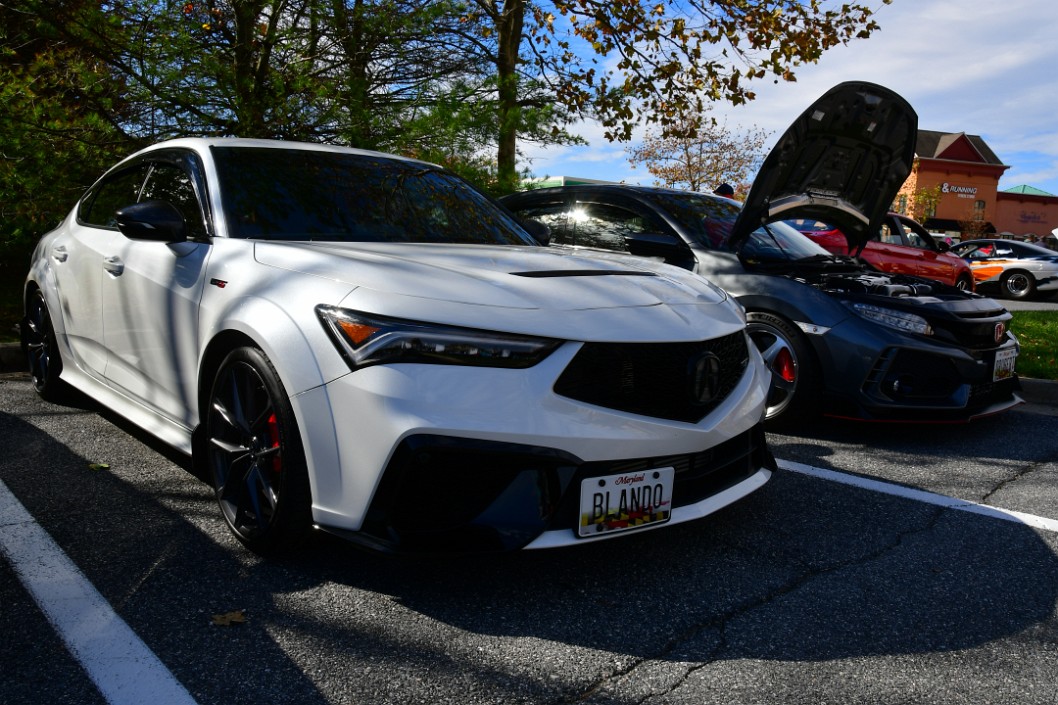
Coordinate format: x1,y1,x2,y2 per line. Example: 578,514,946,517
1,0,890,243
0,1,131,247
1010,311,1058,380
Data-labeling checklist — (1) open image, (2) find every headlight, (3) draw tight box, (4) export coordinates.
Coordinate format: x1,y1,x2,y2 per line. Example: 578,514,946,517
847,302,933,336
317,306,562,370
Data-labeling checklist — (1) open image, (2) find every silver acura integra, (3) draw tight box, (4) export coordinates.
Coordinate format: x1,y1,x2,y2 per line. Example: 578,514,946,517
22,139,775,554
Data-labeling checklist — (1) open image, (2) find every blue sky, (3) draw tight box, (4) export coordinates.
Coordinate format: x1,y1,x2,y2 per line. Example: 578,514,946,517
523,0,1058,195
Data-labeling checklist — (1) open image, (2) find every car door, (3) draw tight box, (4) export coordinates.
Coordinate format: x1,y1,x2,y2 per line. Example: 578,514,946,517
865,219,920,276
53,163,151,379
894,215,955,283
101,153,212,426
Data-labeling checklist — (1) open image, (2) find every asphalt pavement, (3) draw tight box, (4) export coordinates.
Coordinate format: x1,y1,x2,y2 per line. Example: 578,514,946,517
2,370,1057,705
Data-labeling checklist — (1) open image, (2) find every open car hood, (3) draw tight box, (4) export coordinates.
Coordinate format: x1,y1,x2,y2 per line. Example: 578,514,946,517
733,81,918,256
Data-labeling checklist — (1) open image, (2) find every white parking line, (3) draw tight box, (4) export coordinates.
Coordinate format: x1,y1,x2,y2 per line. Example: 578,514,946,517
779,459,1058,534
0,480,198,705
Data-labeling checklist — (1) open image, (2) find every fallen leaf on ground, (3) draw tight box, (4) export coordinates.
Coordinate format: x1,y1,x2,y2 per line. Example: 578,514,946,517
211,610,247,626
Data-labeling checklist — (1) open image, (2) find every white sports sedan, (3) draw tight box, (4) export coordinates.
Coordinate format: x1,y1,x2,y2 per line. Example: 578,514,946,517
22,139,773,554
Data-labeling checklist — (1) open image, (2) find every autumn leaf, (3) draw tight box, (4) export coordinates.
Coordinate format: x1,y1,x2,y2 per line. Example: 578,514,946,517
211,610,247,626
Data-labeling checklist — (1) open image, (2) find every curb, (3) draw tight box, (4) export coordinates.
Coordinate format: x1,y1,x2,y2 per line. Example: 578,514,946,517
0,342,22,374
1019,377,1058,409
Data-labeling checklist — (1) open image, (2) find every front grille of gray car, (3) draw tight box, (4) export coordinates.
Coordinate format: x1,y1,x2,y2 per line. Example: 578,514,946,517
553,332,750,423
929,308,1012,350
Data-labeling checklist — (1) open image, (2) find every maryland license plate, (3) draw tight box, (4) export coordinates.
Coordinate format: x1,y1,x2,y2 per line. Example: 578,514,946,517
578,467,674,537
993,347,1017,381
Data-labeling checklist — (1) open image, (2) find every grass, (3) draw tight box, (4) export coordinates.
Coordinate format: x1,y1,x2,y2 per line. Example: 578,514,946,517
1009,311,1058,380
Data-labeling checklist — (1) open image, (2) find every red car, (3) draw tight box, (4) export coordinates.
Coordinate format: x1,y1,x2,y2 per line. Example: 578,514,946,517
791,213,975,291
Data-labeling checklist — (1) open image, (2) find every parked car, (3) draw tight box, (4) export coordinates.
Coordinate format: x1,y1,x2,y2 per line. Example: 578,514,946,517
950,238,1058,300
502,82,1021,425
790,213,975,291
21,139,776,554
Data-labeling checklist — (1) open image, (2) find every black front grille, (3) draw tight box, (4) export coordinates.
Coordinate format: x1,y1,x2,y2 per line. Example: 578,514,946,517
930,307,1012,350
554,332,749,423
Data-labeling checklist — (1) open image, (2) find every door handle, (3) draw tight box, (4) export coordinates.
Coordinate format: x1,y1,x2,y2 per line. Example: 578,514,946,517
103,256,125,276
51,245,68,263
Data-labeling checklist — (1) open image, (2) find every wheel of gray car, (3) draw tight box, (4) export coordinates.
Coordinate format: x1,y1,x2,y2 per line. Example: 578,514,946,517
22,289,67,402
745,312,822,425
206,347,312,554
1000,270,1035,300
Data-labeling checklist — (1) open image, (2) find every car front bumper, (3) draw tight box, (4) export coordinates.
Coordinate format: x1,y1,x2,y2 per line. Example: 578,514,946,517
808,317,1023,422
294,339,775,552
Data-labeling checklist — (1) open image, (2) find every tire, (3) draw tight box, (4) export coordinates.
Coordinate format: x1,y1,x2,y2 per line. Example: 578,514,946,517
745,311,822,425
954,274,973,292
22,289,68,402
1000,270,1035,300
205,347,312,554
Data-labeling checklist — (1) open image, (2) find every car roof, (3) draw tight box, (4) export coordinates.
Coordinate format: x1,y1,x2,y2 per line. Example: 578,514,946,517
120,137,439,170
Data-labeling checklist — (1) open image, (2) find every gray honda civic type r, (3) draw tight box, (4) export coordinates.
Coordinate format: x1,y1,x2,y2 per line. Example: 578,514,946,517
502,81,1021,425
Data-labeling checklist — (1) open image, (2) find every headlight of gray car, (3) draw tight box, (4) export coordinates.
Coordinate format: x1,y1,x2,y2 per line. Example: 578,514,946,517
846,302,934,336
317,306,562,370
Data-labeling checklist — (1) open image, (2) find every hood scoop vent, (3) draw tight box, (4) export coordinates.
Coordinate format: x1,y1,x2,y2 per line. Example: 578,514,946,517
512,270,657,279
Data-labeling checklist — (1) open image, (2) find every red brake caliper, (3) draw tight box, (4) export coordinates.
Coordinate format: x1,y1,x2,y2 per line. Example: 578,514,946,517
266,413,282,474
774,347,796,384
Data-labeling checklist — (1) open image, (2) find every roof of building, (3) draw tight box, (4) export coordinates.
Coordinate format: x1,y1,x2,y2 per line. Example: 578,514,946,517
916,130,1005,166
1001,184,1056,197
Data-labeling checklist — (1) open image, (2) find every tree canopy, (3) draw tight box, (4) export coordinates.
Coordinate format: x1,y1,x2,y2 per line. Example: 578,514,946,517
1,0,890,243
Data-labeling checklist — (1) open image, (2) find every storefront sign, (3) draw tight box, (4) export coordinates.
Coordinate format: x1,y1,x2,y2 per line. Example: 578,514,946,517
941,182,978,199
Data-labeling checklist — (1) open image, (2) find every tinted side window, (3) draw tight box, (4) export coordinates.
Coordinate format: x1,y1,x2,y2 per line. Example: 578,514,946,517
141,163,206,239
569,202,666,253
511,202,574,245
79,165,149,228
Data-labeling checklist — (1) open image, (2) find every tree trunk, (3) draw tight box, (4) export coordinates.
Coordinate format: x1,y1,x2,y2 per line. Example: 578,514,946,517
495,0,523,192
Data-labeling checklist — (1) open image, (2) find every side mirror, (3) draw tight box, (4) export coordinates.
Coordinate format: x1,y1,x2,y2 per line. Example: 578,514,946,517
625,232,695,269
115,200,188,243
520,218,551,246
936,241,950,252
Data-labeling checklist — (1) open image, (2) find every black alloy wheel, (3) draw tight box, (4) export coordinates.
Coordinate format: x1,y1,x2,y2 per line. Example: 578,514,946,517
206,347,312,554
745,311,822,424
955,274,974,292
22,289,66,401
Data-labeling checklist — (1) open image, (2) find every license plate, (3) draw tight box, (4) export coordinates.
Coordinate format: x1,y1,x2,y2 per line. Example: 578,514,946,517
993,347,1017,381
578,467,674,537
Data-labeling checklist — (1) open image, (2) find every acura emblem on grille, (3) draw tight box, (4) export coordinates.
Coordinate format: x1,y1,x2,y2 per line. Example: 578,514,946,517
690,352,722,405
995,322,1006,344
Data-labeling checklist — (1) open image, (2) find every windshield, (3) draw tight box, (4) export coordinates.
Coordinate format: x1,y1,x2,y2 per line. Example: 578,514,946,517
742,220,834,261
638,189,831,261
212,147,537,245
